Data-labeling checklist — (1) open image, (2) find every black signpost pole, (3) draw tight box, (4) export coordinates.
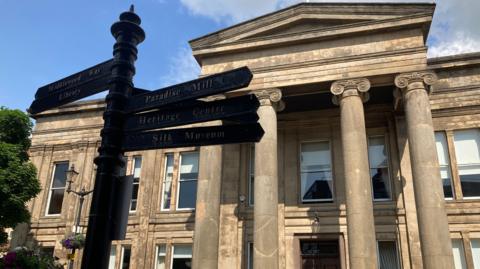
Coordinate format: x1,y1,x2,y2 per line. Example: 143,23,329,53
81,6,145,269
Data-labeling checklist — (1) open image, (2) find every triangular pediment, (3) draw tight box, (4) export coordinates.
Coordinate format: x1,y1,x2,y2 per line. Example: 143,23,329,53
190,2,435,50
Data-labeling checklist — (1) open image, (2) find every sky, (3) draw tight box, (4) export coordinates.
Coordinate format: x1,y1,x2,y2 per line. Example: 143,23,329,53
0,0,479,112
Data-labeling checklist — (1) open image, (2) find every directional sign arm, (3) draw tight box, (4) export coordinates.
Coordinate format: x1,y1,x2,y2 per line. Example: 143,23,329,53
126,66,253,113
34,59,113,99
122,123,264,151
124,94,259,132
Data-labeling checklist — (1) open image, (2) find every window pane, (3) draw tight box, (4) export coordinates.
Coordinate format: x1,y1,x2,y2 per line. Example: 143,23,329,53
162,154,174,210
173,245,192,269
471,239,480,269
130,156,142,211
435,132,454,198
156,245,166,269
178,180,197,209
133,156,142,178
108,247,116,269
178,152,198,209
371,168,391,200
454,130,480,164
48,189,65,215
452,239,467,269
378,241,399,269
368,137,388,168
121,246,131,269
180,153,199,175
247,242,253,269
454,130,480,197
301,142,333,202
249,145,255,206
52,162,69,188
368,136,392,200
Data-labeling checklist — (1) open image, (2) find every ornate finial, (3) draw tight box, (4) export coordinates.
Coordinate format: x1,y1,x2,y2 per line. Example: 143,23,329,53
130,5,135,12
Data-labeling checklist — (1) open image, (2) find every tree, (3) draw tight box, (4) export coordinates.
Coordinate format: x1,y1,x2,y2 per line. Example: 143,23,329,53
0,107,40,244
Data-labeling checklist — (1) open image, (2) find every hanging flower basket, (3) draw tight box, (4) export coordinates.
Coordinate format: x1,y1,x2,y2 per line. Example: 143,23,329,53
61,234,85,250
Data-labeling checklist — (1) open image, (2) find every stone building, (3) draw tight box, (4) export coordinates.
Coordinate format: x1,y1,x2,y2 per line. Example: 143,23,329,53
26,2,480,269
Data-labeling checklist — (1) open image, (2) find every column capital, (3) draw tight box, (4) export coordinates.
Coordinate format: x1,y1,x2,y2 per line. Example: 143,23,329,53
253,89,284,111
330,78,371,105
394,71,438,92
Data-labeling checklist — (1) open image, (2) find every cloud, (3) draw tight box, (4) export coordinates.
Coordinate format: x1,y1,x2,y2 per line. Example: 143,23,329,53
179,0,278,24
427,0,480,57
159,46,201,87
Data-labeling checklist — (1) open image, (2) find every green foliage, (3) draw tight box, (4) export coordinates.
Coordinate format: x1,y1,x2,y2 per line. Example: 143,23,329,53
0,248,63,269
0,108,40,245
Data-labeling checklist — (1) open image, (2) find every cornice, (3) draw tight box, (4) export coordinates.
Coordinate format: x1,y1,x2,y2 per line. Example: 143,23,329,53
190,2,434,49
30,140,100,153
32,124,103,135
192,13,432,60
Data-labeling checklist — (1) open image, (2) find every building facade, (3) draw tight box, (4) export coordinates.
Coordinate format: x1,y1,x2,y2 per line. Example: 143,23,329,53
26,2,480,269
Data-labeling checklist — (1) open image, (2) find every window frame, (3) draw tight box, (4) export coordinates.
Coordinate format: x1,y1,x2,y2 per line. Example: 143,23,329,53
120,245,131,269
45,161,69,216
452,129,480,200
170,244,193,269
129,156,142,213
248,145,255,207
435,131,455,200
376,240,401,269
299,140,335,203
175,151,199,211
154,244,167,269
367,135,393,202
161,153,175,212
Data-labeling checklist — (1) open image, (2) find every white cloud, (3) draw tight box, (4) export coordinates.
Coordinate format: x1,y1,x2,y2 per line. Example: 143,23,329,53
159,46,201,87
179,0,479,58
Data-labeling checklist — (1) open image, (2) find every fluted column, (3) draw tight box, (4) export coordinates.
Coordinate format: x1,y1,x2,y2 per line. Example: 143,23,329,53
193,95,225,269
395,71,454,269
331,78,378,269
253,89,282,269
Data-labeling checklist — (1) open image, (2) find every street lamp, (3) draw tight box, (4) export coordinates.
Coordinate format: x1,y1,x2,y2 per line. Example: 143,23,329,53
65,164,94,269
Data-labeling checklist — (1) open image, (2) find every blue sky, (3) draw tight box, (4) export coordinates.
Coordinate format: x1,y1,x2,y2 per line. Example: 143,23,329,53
1,0,479,112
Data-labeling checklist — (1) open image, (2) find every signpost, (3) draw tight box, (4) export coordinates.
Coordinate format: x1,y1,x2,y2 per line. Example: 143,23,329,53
28,5,263,269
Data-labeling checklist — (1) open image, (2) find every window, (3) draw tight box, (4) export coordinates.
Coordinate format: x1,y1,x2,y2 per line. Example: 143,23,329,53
155,245,166,269
46,162,69,215
120,246,131,269
177,152,199,210
368,136,392,200
453,129,480,198
161,154,174,211
130,156,142,212
40,246,55,257
171,245,192,269
452,239,467,269
247,242,253,269
377,241,400,269
300,142,333,202
248,145,255,206
471,239,480,269
435,132,454,199
108,247,116,269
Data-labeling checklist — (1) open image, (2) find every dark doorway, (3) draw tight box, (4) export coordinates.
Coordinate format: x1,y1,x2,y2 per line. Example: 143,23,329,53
301,240,341,269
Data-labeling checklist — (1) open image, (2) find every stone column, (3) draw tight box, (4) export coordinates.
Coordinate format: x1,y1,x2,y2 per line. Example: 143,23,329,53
253,89,282,269
395,71,454,269
192,95,226,269
331,78,378,269
192,145,223,269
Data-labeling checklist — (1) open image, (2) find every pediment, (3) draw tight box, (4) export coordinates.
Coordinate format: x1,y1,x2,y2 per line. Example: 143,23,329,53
190,2,435,49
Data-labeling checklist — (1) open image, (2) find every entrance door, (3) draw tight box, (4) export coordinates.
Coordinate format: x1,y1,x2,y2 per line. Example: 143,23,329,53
301,240,340,269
